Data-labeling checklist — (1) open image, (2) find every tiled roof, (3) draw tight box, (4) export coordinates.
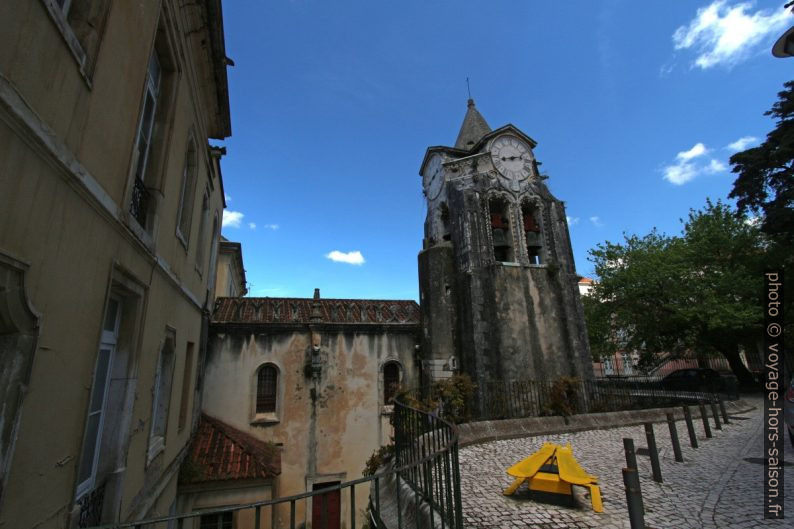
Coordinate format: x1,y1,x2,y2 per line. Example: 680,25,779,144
180,414,280,484
213,297,420,325
577,277,595,284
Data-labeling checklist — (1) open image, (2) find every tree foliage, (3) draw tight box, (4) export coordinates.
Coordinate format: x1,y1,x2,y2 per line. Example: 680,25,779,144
585,201,767,383
729,80,794,243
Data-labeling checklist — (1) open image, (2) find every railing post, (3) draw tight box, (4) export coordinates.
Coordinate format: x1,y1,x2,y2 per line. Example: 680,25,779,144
683,405,698,448
623,468,646,529
699,401,712,438
710,399,722,430
719,396,730,424
623,437,638,470
644,423,663,483
666,413,683,462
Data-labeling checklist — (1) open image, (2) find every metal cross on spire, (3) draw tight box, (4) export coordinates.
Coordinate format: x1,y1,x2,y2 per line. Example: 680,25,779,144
466,77,472,99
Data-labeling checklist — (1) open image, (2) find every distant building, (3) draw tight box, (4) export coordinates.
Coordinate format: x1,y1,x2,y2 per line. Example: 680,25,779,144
0,1,231,526
418,99,594,391
215,238,248,297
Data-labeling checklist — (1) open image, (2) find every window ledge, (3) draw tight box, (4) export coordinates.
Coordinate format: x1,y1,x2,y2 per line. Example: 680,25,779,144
147,436,165,464
497,261,521,267
251,413,279,426
40,0,92,88
176,229,189,252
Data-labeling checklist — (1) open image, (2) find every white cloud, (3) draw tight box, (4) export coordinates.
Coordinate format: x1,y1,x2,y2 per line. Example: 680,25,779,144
263,223,280,230
325,250,365,265
225,194,232,202
676,142,708,161
673,1,791,69
589,216,604,227
222,210,244,228
663,142,728,185
248,222,257,230
725,135,758,151
664,162,700,185
706,159,727,173
567,216,580,226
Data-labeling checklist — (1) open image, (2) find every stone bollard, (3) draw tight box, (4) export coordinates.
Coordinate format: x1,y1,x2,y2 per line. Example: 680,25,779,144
683,405,698,448
666,413,684,462
644,423,663,483
623,468,646,529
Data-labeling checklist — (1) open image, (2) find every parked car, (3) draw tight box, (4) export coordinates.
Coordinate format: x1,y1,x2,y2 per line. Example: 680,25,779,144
661,368,724,393
785,374,794,447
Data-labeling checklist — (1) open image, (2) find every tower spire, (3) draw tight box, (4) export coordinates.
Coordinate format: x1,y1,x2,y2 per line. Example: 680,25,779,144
454,97,491,150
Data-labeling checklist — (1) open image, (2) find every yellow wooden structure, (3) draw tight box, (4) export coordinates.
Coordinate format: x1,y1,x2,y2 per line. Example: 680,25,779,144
503,442,603,513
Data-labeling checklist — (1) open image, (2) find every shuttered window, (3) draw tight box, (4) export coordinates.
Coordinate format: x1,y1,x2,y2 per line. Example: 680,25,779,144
256,365,278,414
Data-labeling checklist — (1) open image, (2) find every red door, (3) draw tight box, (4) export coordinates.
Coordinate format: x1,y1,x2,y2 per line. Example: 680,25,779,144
312,481,340,529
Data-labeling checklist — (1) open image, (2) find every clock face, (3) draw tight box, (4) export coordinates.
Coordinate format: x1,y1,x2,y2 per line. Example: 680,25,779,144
490,135,532,185
424,154,444,200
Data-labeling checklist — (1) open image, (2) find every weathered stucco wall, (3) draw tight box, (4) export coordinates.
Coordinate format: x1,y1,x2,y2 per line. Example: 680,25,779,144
0,1,230,526
203,324,419,528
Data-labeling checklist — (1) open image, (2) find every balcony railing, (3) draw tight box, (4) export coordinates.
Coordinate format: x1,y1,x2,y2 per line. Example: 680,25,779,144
77,481,106,528
129,177,149,227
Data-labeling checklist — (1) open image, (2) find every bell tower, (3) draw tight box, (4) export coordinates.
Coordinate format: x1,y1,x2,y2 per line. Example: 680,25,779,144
417,99,593,388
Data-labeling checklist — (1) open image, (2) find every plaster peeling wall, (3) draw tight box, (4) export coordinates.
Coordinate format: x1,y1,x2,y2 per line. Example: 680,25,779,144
202,328,418,528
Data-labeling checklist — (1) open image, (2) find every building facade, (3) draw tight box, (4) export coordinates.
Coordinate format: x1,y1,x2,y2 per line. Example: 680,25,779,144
197,291,420,528
0,1,231,526
418,99,594,391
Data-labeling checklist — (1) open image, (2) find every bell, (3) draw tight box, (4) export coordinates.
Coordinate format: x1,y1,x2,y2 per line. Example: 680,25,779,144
525,231,541,247
492,228,509,247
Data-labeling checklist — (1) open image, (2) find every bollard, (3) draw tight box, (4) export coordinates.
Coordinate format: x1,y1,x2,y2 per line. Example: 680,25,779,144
710,399,722,430
623,437,638,470
666,413,684,462
683,405,699,448
644,423,663,483
623,468,646,529
718,396,730,424
699,402,712,438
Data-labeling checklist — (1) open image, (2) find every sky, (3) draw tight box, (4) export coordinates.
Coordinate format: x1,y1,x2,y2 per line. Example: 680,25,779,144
217,0,793,301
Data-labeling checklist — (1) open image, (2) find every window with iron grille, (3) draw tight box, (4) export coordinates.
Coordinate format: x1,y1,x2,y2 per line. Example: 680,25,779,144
256,365,278,414
199,512,232,529
383,362,400,404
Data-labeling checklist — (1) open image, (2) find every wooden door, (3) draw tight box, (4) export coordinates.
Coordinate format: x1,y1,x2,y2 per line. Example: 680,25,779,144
311,481,340,529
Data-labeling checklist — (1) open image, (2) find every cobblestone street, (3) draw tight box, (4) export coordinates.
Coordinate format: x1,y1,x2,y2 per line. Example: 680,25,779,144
459,399,793,528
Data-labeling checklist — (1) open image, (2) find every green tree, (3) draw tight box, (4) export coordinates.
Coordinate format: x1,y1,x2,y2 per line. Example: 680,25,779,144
585,201,765,384
729,80,794,244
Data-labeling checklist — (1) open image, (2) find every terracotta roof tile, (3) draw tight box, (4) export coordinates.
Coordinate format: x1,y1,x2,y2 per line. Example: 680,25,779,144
180,414,280,484
212,297,420,325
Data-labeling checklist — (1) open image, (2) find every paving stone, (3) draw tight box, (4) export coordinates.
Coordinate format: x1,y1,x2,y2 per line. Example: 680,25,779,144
458,397,793,528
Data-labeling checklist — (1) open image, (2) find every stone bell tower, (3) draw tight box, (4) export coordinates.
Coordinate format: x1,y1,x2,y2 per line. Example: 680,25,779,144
417,99,593,388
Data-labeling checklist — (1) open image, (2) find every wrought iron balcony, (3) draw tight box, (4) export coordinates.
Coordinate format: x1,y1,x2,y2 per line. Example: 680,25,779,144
77,481,106,528
129,178,149,228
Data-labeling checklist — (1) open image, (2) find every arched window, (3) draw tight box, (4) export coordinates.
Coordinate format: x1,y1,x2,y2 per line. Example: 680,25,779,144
521,202,542,265
383,362,401,404
256,365,278,414
489,197,513,262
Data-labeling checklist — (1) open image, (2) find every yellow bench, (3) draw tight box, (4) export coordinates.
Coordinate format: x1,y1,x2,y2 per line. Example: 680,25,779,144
503,442,603,513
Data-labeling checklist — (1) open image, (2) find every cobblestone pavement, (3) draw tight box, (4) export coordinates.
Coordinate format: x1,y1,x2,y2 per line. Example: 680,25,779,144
459,399,793,528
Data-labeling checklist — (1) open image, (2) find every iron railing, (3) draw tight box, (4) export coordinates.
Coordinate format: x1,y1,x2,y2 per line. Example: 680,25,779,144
444,377,731,423
84,393,463,529
392,393,463,529
129,177,149,227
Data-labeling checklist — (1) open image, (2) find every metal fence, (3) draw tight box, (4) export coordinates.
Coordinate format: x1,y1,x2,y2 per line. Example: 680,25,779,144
452,377,733,423
84,393,462,529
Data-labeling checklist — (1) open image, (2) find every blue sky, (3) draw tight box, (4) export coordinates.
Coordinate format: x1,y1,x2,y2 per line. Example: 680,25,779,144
217,0,792,301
